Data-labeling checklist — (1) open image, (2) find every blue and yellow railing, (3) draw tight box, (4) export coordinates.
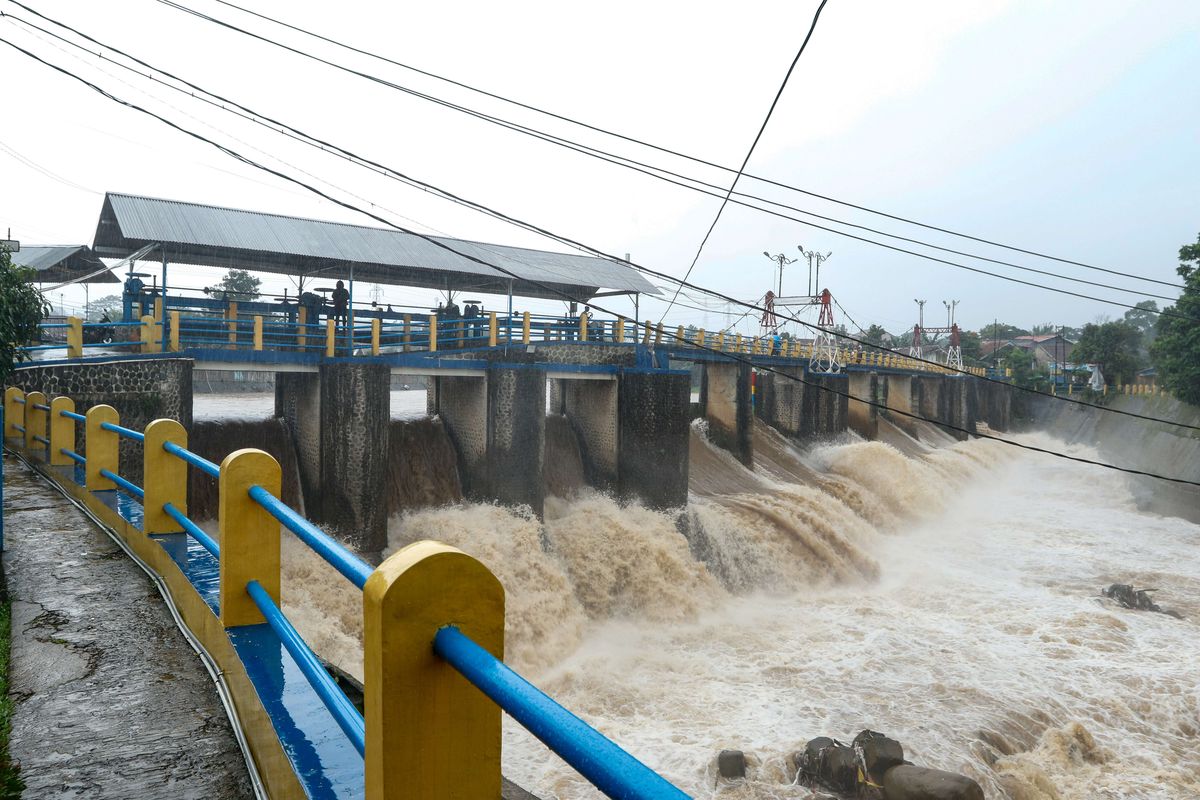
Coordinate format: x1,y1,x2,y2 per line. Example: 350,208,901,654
2,384,690,799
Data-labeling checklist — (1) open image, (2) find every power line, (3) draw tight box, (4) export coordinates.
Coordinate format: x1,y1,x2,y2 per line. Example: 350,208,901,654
660,0,830,321
3,15,1196,434
135,0,1188,309
197,0,1184,293
5,37,1199,486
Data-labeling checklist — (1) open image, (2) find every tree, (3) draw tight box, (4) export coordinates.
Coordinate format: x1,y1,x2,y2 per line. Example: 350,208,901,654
861,324,889,347
1123,300,1160,355
978,321,1028,341
1002,347,1046,390
960,330,983,363
87,294,123,322
1072,320,1142,385
0,248,51,383
1151,234,1200,405
211,268,261,301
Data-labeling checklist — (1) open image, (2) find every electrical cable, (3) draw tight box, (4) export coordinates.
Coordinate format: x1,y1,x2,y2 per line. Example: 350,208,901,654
2,21,1195,434
197,0,1184,292
5,36,1199,484
661,0,830,320
132,0,1187,307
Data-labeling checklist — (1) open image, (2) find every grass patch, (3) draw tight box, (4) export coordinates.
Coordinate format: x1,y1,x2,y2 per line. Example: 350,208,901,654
0,566,24,799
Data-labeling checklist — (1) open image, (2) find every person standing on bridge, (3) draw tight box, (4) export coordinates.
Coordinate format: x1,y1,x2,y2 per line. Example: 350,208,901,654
332,280,350,329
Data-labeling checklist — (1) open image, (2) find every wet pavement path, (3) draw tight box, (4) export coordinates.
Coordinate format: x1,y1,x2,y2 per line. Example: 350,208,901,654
2,455,252,799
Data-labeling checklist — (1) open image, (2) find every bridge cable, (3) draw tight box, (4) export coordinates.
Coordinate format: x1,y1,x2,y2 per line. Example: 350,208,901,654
4,37,1199,486
3,20,1197,434
183,0,1184,292
137,0,1188,305
659,0,830,322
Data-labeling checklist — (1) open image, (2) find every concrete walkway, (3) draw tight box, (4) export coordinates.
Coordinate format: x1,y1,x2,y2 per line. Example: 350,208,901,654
2,455,252,799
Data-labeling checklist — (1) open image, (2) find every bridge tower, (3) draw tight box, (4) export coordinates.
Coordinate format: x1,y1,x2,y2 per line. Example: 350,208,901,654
909,299,926,358
811,288,841,374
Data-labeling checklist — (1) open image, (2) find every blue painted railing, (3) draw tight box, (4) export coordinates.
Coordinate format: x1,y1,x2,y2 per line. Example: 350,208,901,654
248,484,372,589
101,468,144,500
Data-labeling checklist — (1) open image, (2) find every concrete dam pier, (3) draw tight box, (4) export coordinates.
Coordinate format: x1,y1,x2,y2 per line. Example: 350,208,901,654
10,345,1014,558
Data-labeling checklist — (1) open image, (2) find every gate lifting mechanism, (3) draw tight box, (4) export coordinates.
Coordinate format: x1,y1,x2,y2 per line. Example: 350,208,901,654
910,299,963,372
760,288,841,374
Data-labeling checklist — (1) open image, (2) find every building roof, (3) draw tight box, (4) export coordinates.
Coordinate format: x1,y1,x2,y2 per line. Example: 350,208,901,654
1013,333,1073,344
11,245,119,284
92,193,658,300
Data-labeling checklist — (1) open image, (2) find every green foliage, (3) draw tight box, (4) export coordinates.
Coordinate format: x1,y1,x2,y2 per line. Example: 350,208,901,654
979,321,1028,341
1151,234,1200,405
212,268,262,301
860,324,889,346
1002,347,1048,390
86,294,123,322
0,248,51,385
1072,320,1142,385
959,330,983,363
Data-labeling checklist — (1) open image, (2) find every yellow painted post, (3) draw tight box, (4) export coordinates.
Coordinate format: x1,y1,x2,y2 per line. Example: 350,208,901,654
140,314,157,353
371,318,382,355
154,295,164,321
3,388,23,442
654,323,664,346
143,419,188,534
615,318,625,344
735,333,743,353
579,312,589,342
487,313,498,347
326,319,337,357
169,311,182,352
253,316,264,351
716,332,725,351
429,314,439,352
641,321,651,346
227,302,239,347
67,316,83,358
297,306,308,351
364,540,504,800
675,325,685,344
697,329,706,348
521,312,531,345
49,396,75,467
24,392,46,455
134,301,143,320
218,449,282,628
403,314,412,353
85,405,119,491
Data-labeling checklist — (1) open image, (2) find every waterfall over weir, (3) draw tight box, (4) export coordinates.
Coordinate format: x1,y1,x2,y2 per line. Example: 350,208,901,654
192,396,1200,800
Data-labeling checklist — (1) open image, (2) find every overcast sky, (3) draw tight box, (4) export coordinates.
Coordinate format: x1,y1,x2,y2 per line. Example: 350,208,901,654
1,0,1197,334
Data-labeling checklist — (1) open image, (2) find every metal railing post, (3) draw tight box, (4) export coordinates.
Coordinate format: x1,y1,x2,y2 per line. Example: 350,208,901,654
144,419,188,535
218,448,282,628
85,405,120,491
428,314,438,352
371,318,381,356
3,388,23,442
67,316,83,358
169,311,182,352
325,319,336,358
24,392,47,455
364,540,504,800
253,316,264,351
49,397,76,467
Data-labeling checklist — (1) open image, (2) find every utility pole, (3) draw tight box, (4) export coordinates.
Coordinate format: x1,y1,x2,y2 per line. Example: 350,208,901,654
910,299,926,358
761,251,796,298
797,245,832,295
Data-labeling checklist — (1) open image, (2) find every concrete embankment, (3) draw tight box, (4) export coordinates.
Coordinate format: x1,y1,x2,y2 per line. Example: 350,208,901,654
1032,393,1200,523
2,455,252,798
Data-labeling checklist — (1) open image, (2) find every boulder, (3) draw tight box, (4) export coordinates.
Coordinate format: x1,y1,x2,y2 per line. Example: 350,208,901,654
882,765,984,800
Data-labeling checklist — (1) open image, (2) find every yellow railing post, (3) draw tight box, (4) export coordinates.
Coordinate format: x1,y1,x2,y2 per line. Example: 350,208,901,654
675,325,685,344
140,315,161,354
734,333,743,353
297,306,308,351
641,321,651,346
364,540,504,800
227,302,239,347
85,405,119,491
428,314,439,352
487,313,498,347
218,448,282,628
579,312,589,342
615,318,625,344
143,419,188,535
372,318,382,355
326,319,337,357
169,311,182,352
253,316,264,351
403,314,412,352
134,301,143,320
24,392,47,455
654,323,664,346
154,295,164,321
66,316,83,358
3,388,24,442
49,396,75,467
521,312,531,345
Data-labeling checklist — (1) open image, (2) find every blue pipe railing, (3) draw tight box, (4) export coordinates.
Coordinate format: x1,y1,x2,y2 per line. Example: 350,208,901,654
434,625,690,799
247,484,372,589
100,468,144,500
60,448,85,465
247,579,366,756
100,421,145,442
31,402,50,412
60,409,86,422
32,435,49,446
162,441,220,478
162,501,219,557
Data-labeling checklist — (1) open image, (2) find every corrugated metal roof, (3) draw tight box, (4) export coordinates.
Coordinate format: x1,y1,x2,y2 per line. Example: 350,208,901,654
92,193,658,299
11,245,119,283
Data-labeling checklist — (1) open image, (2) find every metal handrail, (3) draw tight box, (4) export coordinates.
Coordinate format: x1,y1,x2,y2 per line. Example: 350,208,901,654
31,402,50,411
32,435,49,446
100,468,144,500
162,441,219,478
433,626,690,799
247,485,372,589
60,448,86,465
60,409,86,422
162,502,219,557
247,580,366,756
100,421,145,442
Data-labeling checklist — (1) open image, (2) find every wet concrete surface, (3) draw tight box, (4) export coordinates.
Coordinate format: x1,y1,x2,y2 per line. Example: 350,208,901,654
2,455,253,799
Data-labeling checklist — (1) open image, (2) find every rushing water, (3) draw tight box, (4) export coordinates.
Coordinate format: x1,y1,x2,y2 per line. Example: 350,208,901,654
193,388,428,421
206,396,1198,800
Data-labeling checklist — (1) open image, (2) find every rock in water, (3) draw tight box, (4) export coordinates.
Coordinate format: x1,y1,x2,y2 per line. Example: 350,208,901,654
882,764,984,800
716,749,746,780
